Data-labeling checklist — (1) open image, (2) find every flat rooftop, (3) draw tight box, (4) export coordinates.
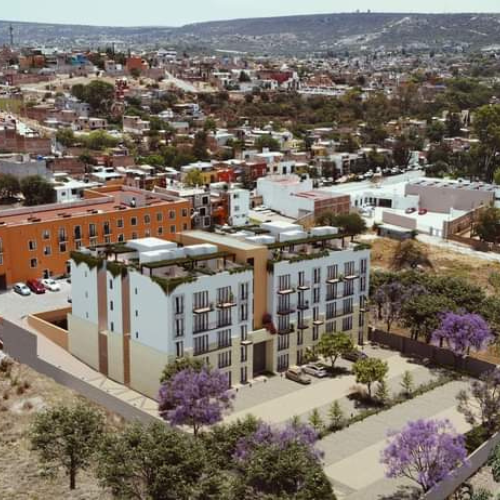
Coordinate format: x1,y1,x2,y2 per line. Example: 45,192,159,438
408,178,499,193
181,230,265,251
294,190,347,200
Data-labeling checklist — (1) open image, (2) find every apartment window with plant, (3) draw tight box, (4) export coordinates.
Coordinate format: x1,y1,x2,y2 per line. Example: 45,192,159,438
327,264,338,280
217,329,231,349
218,351,231,369
175,341,184,358
194,335,209,355
342,316,353,332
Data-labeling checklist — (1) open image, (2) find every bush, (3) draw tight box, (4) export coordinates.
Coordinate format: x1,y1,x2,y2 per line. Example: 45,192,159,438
464,425,491,453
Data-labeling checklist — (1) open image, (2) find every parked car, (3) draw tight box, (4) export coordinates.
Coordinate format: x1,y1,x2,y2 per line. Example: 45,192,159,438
418,208,428,215
42,278,61,292
13,282,31,296
341,350,368,362
285,366,312,385
405,207,416,214
303,363,329,378
26,279,46,294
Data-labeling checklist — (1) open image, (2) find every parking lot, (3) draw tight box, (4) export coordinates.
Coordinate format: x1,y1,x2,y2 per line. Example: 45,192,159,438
0,279,72,323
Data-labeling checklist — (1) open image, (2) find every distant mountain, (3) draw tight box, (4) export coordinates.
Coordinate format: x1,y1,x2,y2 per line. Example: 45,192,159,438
1,13,500,54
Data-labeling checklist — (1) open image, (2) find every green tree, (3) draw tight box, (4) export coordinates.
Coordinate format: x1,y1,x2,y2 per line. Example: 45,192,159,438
473,104,500,181
203,117,217,132
20,175,56,206
446,112,463,137
184,168,204,187
56,127,76,147
375,379,390,405
494,168,500,186
400,371,415,398
308,408,325,434
327,213,367,238
97,422,218,500
255,134,281,152
391,240,432,270
474,206,500,243
328,401,345,430
71,80,115,116
316,333,354,368
82,130,119,151
192,131,209,161
0,173,20,199
160,356,205,383
401,294,456,342
352,358,389,399
30,404,105,490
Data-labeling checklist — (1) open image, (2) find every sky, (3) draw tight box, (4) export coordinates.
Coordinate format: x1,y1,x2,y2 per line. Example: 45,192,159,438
2,0,500,26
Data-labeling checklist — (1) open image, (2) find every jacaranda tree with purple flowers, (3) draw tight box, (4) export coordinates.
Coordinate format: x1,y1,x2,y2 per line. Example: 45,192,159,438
381,419,468,493
232,422,336,499
158,366,234,436
432,312,493,356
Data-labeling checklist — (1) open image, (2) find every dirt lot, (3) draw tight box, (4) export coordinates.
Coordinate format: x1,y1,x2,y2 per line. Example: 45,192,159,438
370,237,500,295
0,360,118,500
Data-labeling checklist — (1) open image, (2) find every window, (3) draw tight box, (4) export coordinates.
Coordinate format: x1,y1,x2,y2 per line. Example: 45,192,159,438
344,261,355,276
361,258,368,274
360,276,367,292
239,303,248,322
117,219,124,228
59,242,67,253
326,321,336,333
118,234,125,242
344,280,354,296
194,335,209,355
43,246,51,256
170,225,176,233
182,208,188,217
175,318,184,337
89,223,97,238
104,236,111,245
218,351,231,369
217,329,231,349
110,321,114,332
342,316,353,332
343,298,353,315
297,349,304,366
135,310,138,317
240,324,248,342
326,302,337,320
240,366,248,384
103,221,111,235
312,325,319,341
327,264,338,280
327,283,338,301
239,282,249,300
174,295,184,314
109,279,113,289
298,271,306,287
74,225,82,240
131,217,137,226
193,291,209,309
42,229,50,240
110,300,114,311
131,232,138,240
193,313,209,334
144,214,151,224
278,274,291,291
277,353,289,372
217,286,232,304
158,227,164,236
217,309,232,328
183,223,189,231
28,240,37,251
277,334,290,352
297,329,304,346
241,345,248,362
313,268,321,284
30,258,38,268
145,229,151,237
176,341,184,358
156,212,163,222
359,313,365,328
169,210,176,220
313,287,320,304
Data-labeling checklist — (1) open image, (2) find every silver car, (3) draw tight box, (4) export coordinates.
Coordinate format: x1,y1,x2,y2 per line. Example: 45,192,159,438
303,363,328,378
13,283,31,296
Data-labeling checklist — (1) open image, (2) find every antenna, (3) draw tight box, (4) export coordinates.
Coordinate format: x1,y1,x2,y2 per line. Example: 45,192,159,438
9,24,14,47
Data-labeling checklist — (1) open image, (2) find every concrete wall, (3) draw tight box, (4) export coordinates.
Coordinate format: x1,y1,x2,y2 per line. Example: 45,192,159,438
68,313,100,371
0,318,159,424
107,330,125,384
382,211,417,230
27,308,70,350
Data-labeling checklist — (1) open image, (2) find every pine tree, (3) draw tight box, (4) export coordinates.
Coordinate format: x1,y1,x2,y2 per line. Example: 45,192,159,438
400,371,414,398
328,401,345,431
308,409,325,435
375,379,390,406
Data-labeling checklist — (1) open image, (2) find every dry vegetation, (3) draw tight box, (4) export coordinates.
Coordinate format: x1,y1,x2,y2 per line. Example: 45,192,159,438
0,359,118,500
370,237,500,296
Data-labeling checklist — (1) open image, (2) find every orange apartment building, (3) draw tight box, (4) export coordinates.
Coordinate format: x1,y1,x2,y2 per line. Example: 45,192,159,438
0,185,190,289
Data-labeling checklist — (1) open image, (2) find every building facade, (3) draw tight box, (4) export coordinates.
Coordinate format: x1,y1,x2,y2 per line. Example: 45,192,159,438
68,222,370,398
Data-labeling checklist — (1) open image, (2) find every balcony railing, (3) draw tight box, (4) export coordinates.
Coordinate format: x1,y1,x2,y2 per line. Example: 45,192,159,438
326,294,338,302
297,300,310,310
277,287,296,295
277,324,295,335
297,281,310,291
193,303,214,314
216,300,236,309
277,306,296,315
297,321,309,330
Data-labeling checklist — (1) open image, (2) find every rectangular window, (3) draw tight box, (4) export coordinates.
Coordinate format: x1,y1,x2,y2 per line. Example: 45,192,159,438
240,366,248,384
175,318,184,337
169,210,176,220
360,276,367,293
326,302,337,320
182,208,188,217
327,283,338,301
342,316,353,332
297,329,304,346
30,258,37,268
59,242,67,253
103,221,111,236
344,261,355,276
158,227,164,236
217,309,232,328
131,217,137,226
240,324,248,341
278,274,291,291
297,349,304,366
327,264,338,280
117,219,124,228
118,234,125,242
312,325,319,341
176,341,184,358
144,214,151,224
343,298,353,315
193,335,209,355
344,280,354,296
313,287,320,304
277,334,290,352
43,246,51,256
170,225,176,233
361,258,368,274
89,223,97,238
313,268,321,284
239,282,249,301
42,229,50,240
193,313,209,334
29,240,37,251
156,212,163,222
239,303,248,322
174,295,184,314
326,321,336,333
277,353,289,372
241,345,248,362
217,329,232,349
218,350,232,369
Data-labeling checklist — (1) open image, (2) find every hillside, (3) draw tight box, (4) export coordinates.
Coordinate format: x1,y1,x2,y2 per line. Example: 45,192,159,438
1,13,500,54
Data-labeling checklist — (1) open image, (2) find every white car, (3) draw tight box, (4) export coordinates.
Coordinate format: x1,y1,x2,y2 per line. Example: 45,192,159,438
13,283,31,296
303,363,329,378
42,278,61,292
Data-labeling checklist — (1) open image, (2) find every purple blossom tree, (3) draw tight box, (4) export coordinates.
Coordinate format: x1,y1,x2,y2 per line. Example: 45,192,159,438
158,366,234,436
432,312,493,356
381,419,468,492
234,422,322,462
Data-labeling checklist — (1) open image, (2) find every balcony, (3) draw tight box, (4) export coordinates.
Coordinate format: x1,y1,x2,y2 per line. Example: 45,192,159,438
312,319,324,326
216,300,236,309
297,300,310,310
326,294,338,302
326,277,341,284
277,324,295,335
297,281,310,291
297,321,309,330
344,274,359,281
277,306,296,315
193,304,214,314
277,287,296,295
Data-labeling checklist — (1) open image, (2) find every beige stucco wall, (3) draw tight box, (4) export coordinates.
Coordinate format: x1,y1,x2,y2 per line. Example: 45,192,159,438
107,330,125,384
129,339,171,399
68,313,99,370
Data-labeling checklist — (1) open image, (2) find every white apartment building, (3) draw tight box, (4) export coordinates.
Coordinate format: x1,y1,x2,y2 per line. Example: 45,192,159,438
68,223,370,398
